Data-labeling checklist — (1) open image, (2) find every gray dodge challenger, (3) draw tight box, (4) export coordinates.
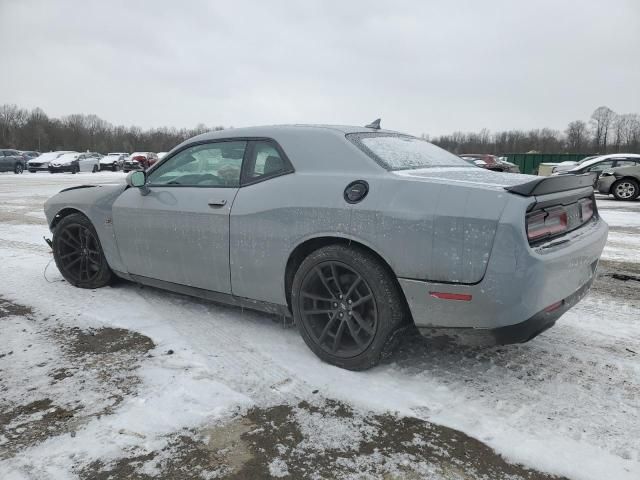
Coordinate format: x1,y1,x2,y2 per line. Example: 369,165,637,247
44,124,608,370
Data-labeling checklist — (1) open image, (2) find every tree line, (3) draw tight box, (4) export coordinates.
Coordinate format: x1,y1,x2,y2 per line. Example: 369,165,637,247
2,103,639,155
426,106,640,155
0,104,225,153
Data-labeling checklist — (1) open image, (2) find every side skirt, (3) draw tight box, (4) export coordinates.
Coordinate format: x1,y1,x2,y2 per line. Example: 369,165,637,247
113,270,291,318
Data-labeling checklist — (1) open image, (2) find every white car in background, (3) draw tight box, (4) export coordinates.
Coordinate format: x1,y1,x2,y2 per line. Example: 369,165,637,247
157,151,168,159
551,154,640,177
99,152,128,171
49,152,102,174
27,151,76,173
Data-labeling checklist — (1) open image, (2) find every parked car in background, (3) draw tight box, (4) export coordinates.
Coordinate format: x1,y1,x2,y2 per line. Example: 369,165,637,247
44,124,607,370
1,149,27,174
123,152,159,172
550,156,599,174
459,154,519,173
99,152,128,171
27,151,75,172
157,152,168,159
20,151,40,160
597,164,640,201
552,154,640,180
49,152,101,174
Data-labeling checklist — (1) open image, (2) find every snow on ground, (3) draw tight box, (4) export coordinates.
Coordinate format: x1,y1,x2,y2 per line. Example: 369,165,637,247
0,173,639,479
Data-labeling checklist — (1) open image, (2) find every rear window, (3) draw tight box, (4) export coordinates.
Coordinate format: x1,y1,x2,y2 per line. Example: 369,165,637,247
347,133,472,170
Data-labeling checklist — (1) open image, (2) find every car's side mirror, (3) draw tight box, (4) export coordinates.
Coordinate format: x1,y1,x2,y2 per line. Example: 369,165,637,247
126,170,146,187
126,171,149,195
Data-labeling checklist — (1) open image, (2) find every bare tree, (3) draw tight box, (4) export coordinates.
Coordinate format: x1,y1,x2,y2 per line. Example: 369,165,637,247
565,120,588,152
590,106,615,152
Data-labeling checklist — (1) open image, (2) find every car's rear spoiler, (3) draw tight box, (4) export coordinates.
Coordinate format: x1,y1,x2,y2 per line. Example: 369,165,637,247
505,172,597,197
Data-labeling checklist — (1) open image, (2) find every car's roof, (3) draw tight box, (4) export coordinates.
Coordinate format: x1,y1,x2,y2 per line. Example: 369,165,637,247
190,124,400,143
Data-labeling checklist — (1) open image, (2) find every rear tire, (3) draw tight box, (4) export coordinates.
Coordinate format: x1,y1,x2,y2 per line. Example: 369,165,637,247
291,244,407,370
14,163,24,174
92,164,98,173
52,213,112,289
611,178,639,201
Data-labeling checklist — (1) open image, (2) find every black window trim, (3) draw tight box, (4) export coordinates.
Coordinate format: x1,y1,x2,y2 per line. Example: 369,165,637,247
144,137,294,189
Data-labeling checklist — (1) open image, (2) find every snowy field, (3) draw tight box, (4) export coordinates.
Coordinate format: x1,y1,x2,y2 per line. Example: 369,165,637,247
0,172,639,479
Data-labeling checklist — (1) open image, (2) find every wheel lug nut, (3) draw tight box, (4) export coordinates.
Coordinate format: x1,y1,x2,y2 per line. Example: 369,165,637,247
347,299,352,304
339,295,343,299
333,303,338,308
339,312,343,318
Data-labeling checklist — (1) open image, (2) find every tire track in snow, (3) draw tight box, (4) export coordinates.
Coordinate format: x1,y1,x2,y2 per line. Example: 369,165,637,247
133,287,313,404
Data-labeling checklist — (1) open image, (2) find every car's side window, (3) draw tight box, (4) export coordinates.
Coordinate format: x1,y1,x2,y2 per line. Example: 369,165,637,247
147,141,246,187
587,161,614,172
243,140,289,183
615,160,637,167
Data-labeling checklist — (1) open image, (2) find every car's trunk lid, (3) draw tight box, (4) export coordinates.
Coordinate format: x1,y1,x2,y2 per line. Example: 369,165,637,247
393,167,537,190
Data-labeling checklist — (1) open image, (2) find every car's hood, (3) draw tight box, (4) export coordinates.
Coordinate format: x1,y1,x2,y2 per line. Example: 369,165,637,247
27,159,49,165
393,167,537,190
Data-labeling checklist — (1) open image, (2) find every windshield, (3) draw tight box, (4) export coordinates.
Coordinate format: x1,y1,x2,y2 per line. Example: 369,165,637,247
576,155,598,165
347,133,471,170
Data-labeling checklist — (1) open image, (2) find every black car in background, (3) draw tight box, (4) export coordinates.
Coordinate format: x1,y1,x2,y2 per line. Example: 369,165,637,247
0,149,26,174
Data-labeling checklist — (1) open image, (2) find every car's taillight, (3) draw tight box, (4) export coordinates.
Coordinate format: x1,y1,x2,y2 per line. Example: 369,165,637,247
579,198,594,222
527,207,568,241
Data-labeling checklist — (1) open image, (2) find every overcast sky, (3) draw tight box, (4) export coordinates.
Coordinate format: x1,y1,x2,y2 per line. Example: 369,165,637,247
1,0,639,136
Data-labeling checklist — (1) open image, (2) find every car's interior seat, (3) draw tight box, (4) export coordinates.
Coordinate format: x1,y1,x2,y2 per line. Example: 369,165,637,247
263,155,283,175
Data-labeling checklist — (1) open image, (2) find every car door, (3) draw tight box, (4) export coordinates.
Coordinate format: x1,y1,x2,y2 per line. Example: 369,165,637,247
0,151,7,172
112,140,247,293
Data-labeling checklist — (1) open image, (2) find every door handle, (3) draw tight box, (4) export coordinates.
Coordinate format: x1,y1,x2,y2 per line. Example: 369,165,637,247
208,199,227,207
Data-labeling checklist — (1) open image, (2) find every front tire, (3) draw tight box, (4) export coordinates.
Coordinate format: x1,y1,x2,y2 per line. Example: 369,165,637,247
14,163,24,174
291,244,407,370
92,164,98,173
611,178,639,201
52,213,112,289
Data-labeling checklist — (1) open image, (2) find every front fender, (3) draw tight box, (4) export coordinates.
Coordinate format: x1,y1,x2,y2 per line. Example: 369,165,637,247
45,184,128,273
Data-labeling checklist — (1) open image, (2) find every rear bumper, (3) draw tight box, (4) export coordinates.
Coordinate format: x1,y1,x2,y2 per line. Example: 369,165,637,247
417,276,593,344
400,216,608,333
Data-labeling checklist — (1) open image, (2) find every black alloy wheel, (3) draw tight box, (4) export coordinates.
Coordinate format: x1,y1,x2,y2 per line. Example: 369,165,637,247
292,244,408,370
14,163,24,174
53,214,112,288
299,261,378,358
